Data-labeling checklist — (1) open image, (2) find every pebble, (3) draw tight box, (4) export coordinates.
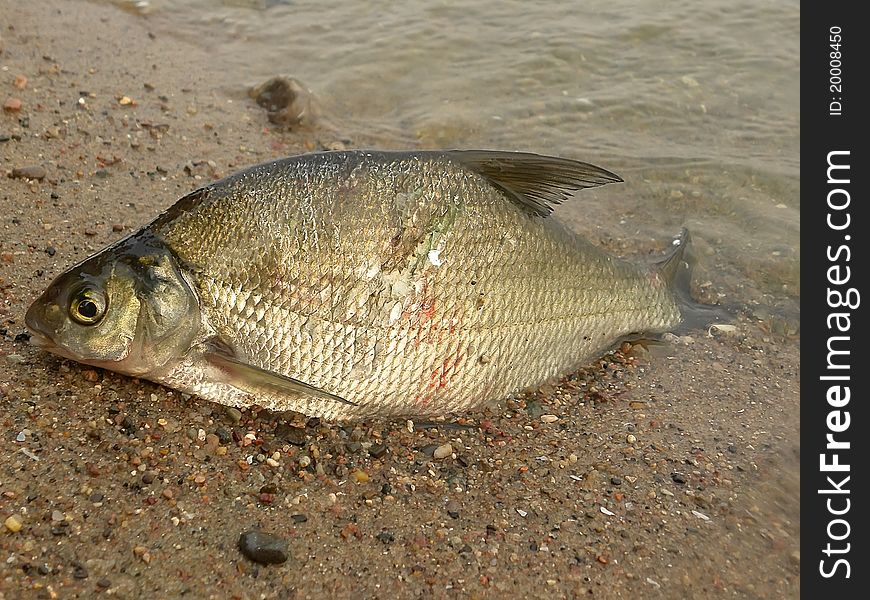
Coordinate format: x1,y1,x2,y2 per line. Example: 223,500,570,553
276,424,307,446
540,414,559,424
376,531,395,544
3,97,22,112
524,400,546,418
51,510,64,522
4,515,22,532
133,546,151,563
368,443,387,459
249,76,315,127
626,434,637,444
225,407,242,423
433,443,453,460
297,455,311,468
291,514,307,524
672,472,687,485
238,530,289,564
10,166,47,180
214,426,232,445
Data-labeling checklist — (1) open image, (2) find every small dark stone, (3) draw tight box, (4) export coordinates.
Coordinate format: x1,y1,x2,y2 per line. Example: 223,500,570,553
420,444,439,457
10,165,47,180
238,530,289,565
727,444,737,453
610,477,622,486
97,578,111,589
275,423,307,446
529,541,539,551
369,443,387,459
94,169,110,178
291,514,307,524
345,441,362,454
50,192,59,200
14,332,31,342
142,472,156,485
88,492,104,503
381,483,393,496
45,246,56,256
37,564,51,575
672,472,687,485
260,484,279,495
0,134,10,142
73,565,89,579
446,500,461,519
375,531,395,544
525,399,546,419
120,416,137,435
214,426,232,445
249,76,316,128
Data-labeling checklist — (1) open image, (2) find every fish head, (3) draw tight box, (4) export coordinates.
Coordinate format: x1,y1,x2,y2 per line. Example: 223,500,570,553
25,233,201,378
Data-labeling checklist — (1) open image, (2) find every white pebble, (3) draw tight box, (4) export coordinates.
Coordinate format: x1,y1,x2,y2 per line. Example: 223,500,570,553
433,443,453,460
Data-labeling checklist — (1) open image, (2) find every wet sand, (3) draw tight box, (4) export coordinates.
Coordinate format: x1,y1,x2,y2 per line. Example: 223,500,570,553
1,2,799,598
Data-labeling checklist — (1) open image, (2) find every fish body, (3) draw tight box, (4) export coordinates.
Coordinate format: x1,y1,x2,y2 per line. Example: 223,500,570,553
26,150,687,420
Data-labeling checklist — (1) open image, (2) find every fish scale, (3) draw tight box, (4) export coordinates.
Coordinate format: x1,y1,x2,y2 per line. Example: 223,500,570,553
153,153,678,418
26,150,686,420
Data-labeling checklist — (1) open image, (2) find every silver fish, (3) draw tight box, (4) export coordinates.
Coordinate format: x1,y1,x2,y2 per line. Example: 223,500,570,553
26,150,694,420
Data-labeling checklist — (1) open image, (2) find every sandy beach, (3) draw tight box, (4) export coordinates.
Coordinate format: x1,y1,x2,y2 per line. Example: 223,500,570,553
1,2,799,598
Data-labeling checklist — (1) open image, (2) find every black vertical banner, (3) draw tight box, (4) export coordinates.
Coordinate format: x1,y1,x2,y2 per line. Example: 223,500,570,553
803,3,868,597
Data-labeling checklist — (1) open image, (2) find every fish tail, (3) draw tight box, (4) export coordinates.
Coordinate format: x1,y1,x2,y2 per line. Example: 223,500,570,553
656,228,731,331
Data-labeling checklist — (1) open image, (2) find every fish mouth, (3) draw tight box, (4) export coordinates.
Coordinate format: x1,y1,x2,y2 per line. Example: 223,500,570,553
25,304,57,350
27,330,55,350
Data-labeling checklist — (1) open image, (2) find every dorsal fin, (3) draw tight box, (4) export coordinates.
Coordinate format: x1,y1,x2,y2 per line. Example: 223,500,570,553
447,150,623,217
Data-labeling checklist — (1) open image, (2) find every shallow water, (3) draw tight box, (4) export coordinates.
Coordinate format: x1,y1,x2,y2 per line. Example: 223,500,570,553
108,0,800,320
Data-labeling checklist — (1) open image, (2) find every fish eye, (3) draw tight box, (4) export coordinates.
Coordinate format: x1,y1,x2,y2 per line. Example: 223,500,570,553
69,288,107,325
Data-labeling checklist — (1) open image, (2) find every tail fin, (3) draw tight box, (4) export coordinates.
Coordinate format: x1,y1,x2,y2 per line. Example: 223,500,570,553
656,228,732,332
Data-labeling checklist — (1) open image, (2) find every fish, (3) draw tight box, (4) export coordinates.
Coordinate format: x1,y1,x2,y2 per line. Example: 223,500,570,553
26,150,699,421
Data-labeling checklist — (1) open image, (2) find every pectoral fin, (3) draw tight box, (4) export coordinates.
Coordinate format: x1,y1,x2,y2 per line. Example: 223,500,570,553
204,339,355,407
